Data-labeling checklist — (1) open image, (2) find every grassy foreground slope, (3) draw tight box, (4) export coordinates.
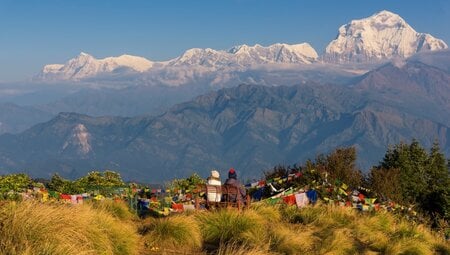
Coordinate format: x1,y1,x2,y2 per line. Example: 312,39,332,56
0,200,448,255
0,200,139,255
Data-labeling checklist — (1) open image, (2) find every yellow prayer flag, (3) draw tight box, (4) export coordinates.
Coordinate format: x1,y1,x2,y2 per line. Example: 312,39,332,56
163,207,170,216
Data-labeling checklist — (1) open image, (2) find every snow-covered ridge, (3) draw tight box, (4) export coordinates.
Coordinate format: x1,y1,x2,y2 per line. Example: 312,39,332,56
324,10,448,63
228,43,318,65
38,53,154,80
37,43,318,80
167,43,318,68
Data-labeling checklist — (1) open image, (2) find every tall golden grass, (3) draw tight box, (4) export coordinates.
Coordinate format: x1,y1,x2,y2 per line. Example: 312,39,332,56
88,199,137,221
278,205,449,255
0,200,448,255
0,201,139,255
139,214,202,254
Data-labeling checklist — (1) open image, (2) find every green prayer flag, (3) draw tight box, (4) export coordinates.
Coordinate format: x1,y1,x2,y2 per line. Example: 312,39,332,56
284,189,294,195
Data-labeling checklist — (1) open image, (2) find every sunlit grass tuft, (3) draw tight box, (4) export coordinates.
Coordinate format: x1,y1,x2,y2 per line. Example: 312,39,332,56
269,224,317,254
215,242,271,255
139,214,202,252
250,203,282,223
196,208,268,249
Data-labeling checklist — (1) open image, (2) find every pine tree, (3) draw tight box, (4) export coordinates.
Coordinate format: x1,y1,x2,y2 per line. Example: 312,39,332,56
423,141,450,220
405,139,428,202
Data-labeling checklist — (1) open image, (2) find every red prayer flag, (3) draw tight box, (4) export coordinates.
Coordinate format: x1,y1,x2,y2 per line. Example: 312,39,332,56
283,194,296,206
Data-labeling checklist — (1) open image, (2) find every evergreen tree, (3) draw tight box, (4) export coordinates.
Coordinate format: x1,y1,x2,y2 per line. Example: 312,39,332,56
378,140,449,221
423,141,450,220
404,139,428,202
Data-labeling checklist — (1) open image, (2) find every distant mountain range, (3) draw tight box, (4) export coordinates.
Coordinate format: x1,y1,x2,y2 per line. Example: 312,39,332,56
0,59,448,182
35,10,447,82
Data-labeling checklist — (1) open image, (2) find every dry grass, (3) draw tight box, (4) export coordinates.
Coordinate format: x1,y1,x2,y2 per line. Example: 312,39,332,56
319,228,356,255
250,203,282,223
269,224,317,254
215,242,272,255
279,204,449,254
139,214,202,253
88,199,137,221
0,201,139,255
196,208,268,249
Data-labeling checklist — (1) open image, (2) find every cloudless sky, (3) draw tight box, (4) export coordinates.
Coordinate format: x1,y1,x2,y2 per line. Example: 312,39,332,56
0,0,449,81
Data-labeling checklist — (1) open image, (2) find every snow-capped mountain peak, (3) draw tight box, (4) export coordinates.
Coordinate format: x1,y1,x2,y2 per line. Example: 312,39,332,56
78,52,92,57
324,10,448,63
169,48,229,67
227,44,254,54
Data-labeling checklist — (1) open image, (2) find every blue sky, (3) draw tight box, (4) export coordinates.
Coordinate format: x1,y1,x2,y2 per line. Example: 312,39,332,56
1,0,449,81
